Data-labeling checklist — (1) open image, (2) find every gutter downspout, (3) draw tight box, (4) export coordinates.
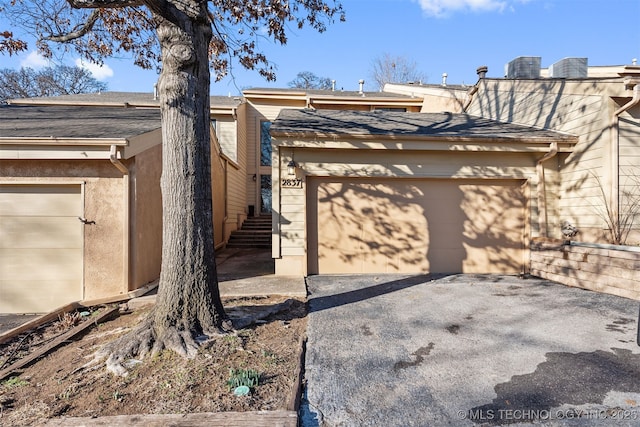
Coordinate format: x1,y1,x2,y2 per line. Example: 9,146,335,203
110,144,131,292
611,84,640,230
537,142,558,237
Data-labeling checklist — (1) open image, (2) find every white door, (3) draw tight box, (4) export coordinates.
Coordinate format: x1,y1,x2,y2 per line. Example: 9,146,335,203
0,184,83,313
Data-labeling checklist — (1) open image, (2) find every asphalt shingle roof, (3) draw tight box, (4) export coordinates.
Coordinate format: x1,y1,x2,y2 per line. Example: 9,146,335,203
7,92,242,108
270,109,576,142
0,105,161,139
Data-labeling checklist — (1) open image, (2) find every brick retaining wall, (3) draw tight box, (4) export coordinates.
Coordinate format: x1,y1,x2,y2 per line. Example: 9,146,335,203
530,238,640,300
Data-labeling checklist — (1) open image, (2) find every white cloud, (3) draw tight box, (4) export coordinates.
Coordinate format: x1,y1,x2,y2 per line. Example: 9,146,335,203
413,0,516,17
20,51,50,69
75,58,114,81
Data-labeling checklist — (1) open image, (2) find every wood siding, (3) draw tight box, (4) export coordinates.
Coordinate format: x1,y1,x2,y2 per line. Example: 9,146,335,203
244,100,306,215
466,78,632,242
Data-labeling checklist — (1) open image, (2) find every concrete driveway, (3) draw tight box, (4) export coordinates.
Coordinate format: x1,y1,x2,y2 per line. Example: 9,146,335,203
302,274,640,426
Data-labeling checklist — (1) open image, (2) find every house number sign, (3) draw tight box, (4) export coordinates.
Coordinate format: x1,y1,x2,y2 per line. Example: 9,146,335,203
281,178,303,188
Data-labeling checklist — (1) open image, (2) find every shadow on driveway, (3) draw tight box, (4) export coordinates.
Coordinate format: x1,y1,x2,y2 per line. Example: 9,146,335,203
302,274,640,426
308,274,448,313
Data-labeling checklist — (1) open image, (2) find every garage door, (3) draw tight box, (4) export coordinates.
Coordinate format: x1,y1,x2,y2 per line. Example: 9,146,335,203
308,178,526,275
0,185,83,313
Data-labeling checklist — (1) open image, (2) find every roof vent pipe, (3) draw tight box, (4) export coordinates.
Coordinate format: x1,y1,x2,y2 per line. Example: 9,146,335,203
441,73,448,87
331,80,336,91
476,65,488,79
358,79,364,94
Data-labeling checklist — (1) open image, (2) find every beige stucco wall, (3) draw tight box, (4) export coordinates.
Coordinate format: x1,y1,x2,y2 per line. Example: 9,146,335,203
130,143,162,290
0,159,127,300
466,78,637,243
272,138,554,275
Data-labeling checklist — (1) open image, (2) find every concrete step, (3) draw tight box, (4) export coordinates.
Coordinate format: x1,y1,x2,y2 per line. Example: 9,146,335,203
226,241,271,248
232,230,271,235
227,235,271,242
240,225,272,230
226,216,272,249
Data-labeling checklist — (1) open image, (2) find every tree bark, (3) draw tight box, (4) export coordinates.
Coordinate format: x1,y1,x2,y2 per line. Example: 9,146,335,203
96,0,228,375
154,2,227,350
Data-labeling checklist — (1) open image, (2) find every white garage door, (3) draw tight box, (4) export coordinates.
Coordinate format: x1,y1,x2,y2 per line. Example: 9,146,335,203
0,185,83,313
308,178,527,275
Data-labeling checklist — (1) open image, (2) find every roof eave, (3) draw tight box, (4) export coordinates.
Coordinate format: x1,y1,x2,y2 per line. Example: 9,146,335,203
271,131,577,152
0,137,129,146
309,97,423,106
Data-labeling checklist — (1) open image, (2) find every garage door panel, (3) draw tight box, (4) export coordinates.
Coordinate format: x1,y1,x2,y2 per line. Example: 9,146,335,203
0,185,81,216
0,217,82,249
0,185,83,313
0,248,83,280
0,280,82,313
426,248,467,273
312,178,525,275
316,180,430,273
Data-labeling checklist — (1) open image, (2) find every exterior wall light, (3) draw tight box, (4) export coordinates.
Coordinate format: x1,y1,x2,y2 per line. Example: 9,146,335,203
287,160,297,176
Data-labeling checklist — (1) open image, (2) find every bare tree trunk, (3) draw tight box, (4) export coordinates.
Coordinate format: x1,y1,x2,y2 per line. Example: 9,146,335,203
96,3,227,375
153,6,226,349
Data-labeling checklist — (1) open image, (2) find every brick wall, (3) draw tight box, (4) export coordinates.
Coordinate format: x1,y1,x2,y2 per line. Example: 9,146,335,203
530,238,640,300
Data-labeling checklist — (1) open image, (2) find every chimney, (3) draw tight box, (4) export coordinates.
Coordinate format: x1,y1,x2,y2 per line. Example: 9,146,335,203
476,65,488,79
153,83,158,100
331,80,336,91
441,73,448,87
358,79,365,94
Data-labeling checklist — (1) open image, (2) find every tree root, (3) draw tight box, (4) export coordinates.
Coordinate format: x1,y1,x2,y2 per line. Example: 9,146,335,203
91,312,227,376
89,299,296,376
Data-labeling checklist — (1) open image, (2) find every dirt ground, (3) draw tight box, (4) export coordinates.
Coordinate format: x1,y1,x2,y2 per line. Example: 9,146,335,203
0,296,307,426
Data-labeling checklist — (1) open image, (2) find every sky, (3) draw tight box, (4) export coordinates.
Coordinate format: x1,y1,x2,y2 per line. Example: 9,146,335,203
1,0,639,95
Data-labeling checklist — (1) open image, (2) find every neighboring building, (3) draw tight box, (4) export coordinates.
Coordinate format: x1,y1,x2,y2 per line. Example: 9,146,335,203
2,92,246,313
466,62,640,244
0,105,163,313
8,92,247,246
386,59,640,246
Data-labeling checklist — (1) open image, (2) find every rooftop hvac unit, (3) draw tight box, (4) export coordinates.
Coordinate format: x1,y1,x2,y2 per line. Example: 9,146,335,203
549,57,588,78
505,56,541,79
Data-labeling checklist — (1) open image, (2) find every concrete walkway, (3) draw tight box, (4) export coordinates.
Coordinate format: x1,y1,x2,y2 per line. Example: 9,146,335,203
216,248,306,298
302,274,640,426
127,248,306,309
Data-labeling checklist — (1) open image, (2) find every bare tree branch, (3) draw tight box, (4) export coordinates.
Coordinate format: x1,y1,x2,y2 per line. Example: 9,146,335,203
0,65,107,103
370,53,428,90
45,9,100,42
68,0,144,8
